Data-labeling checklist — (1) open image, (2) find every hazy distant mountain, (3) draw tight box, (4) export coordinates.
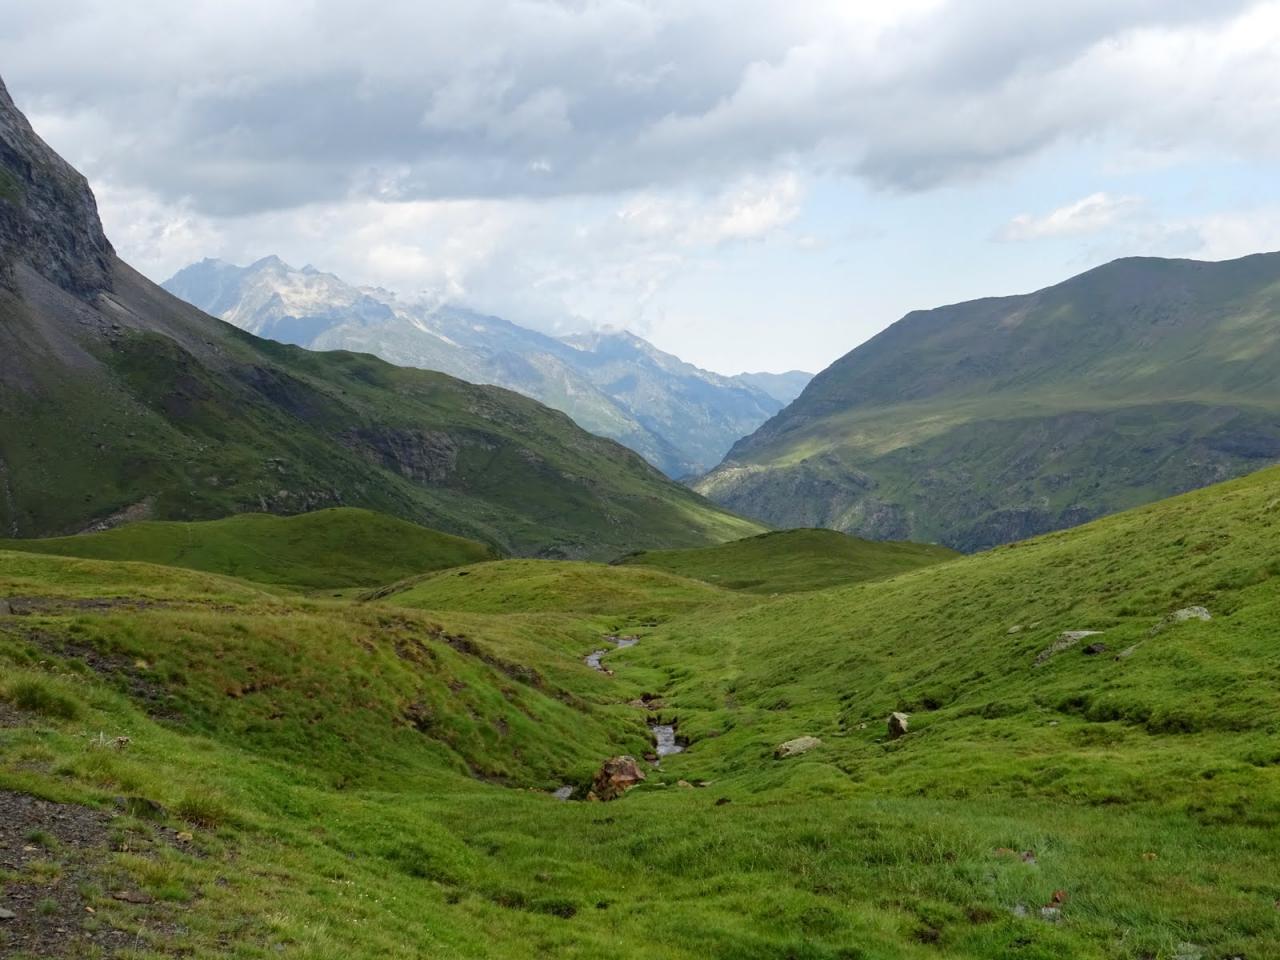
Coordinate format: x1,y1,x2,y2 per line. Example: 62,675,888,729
164,257,809,476
732,370,813,405
697,253,1280,551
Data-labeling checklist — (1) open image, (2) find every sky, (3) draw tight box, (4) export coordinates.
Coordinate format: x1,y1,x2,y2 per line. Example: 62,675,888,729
5,0,1280,375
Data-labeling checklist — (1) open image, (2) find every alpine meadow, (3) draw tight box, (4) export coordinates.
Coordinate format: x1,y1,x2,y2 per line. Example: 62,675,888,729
4,5,1280,960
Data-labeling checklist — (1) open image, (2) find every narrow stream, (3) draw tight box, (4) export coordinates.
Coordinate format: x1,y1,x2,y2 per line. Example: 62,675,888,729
651,723,684,758
585,634,639,671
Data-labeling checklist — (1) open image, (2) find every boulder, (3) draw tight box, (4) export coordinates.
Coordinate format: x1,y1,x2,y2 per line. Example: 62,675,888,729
774,735,822,759
1082,642,1108,656
1034,630,1103,666
1171,606,1211,623
591,756,645,801
887,712,910,739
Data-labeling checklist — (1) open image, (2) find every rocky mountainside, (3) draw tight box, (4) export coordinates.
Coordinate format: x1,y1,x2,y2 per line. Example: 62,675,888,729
697,253,1280,550
164,257,809,477
0,74,761,557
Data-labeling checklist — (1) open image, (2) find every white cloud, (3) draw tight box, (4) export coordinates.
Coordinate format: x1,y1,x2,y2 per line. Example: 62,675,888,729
998,193,1143,242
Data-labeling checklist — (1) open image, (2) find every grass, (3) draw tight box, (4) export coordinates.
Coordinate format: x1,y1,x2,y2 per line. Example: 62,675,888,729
617,527,957,593
0,508,496,591
2,465,1280,956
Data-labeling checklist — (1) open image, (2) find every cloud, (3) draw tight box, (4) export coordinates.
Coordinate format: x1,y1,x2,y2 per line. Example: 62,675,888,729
997,193,1143,242
2,0,1270,214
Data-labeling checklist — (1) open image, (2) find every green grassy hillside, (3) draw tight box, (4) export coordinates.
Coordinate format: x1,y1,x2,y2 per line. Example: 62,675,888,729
698,253,1280,550
0,508,495,590
618,527,957,593
4,465,1280,957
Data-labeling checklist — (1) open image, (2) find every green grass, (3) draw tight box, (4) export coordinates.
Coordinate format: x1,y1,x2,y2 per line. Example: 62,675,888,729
3,465,1280,956
618,527,957,593
0,508,496,591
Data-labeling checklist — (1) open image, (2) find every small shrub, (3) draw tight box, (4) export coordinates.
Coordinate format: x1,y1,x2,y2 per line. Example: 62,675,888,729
6,678,82,720
174,791,231,828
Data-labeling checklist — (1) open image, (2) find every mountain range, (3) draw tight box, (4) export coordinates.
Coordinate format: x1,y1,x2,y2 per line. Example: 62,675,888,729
0,74,760,558
698,252,1280,550
162,257,810,478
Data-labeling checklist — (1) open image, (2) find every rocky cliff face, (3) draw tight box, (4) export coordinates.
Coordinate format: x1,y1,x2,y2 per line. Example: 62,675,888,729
0,77,113,297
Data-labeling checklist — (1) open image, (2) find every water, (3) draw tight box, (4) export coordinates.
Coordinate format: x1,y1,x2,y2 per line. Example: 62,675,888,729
651,724,684,758
587,634,637,671
552,785,574,801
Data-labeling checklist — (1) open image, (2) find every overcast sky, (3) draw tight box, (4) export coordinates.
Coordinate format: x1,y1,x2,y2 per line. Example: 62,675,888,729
7,1,1280,373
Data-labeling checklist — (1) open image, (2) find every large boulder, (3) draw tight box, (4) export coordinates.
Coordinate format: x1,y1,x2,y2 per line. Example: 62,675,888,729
774,736,822,759
591,756,645,801
887,712,910,739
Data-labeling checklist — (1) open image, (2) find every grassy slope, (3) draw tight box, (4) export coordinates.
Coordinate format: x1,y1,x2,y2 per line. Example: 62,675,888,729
2,466,1280,957
698,253,1280,550
372,559,737,617
0,508,497,590
618,528,958,594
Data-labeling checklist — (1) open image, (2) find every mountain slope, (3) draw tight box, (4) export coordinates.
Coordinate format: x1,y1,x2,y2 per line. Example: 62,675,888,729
0,75,761,558
698,253,1280,550
164,257,808,476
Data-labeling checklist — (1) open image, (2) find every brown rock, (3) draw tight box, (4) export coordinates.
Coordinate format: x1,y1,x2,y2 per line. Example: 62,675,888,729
591,756,646,801
887,712,910,739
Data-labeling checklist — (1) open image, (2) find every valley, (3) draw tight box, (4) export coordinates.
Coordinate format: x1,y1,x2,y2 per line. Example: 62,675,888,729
3,462,1280,957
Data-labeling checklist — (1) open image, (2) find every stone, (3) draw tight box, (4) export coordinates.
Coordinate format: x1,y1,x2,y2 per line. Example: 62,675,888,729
1171,606,1211,623
677,780,693,788
0,907,15,920
1034,630,1103,666
590,756,645,801
1082,642,1108,655
774,735,822,759
1040,906,1061,923
1172,943,1205,960
1006,625,1024,634
887,712,910,739
111,889,154,904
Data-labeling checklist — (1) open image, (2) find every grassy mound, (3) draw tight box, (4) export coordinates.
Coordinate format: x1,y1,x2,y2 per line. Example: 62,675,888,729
373,558,735,618
0,508,497,590
619,527,957,593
